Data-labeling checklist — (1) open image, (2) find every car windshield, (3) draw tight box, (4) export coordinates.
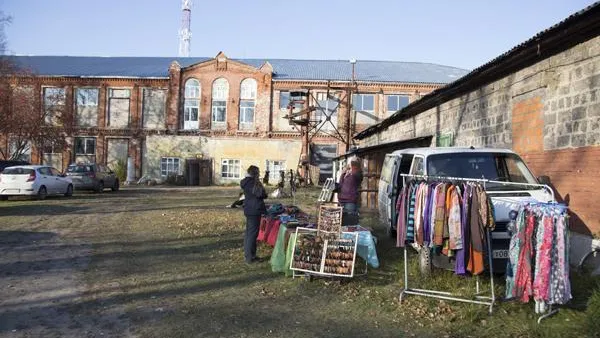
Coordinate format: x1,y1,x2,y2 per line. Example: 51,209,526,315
2,167,34,175
67,165,93,173
426,153,539,190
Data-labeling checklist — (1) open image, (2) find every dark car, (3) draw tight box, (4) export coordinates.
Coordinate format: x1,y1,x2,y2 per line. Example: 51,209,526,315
0,160,30,173
65,163,119,192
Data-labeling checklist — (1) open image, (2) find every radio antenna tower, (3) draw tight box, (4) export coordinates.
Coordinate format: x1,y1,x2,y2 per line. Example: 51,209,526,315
178,0,192,57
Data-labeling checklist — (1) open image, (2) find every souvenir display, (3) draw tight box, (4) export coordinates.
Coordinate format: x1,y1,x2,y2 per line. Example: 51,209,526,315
317,204,343,234
290,228,358,277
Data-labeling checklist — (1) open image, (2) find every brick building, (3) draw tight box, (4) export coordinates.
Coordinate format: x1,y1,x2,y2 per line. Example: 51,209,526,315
1,52,466,185
353,3,600,236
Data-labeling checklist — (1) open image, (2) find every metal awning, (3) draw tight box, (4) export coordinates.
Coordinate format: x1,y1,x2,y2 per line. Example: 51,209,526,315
333,135,433,161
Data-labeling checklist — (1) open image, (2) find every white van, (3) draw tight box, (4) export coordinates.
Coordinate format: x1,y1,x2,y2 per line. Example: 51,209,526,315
378,147,555,272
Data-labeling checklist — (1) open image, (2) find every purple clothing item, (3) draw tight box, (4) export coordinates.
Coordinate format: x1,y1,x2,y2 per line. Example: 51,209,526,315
455,184,469,275
422,183,436,246
338,170,363,203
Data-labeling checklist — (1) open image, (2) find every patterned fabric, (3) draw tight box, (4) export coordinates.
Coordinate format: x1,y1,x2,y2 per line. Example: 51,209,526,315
406,185,417,243
506,203,570,308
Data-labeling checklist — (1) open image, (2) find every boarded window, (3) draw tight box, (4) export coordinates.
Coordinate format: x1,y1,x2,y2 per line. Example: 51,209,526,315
107,138,129,170
76,88,99,127
142,88,167,129
108,88,131,128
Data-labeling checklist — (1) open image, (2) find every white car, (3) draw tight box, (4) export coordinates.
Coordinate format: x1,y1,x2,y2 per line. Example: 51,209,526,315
0,165,73,200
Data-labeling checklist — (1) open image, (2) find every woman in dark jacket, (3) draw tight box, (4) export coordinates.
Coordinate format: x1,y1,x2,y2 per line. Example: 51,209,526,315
240,165,267,263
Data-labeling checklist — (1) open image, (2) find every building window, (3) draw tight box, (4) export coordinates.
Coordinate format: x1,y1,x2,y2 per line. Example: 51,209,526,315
239,78,256,128
212,78,228,126
315,92,339,130
107,88,131,128
183,79,200,130
142,88,167,129
74,137,96,156
386,94,409,114
266,160,286,175
76,88,99,127
161,157,180,177
43,87,66,125
352,94,374,112
221,159,240,178
279,91,305,111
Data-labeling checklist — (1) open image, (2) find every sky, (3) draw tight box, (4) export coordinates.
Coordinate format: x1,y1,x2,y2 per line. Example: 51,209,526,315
0,0,596,70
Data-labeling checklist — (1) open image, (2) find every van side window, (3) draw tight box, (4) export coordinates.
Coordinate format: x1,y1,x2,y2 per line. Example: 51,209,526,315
411,157,424,175
398,155,413,174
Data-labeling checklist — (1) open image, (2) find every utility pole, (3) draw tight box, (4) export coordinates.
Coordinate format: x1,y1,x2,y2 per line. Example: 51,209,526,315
346,59,356,152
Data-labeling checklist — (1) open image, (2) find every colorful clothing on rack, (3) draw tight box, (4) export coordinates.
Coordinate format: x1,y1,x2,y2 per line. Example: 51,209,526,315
505,203,571,308
396,180,493,275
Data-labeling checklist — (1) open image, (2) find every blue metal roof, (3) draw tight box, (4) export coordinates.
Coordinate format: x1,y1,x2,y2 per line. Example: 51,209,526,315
7,55,468,84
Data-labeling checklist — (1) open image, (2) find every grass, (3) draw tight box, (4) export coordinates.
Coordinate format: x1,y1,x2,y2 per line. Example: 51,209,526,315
0,186,599,337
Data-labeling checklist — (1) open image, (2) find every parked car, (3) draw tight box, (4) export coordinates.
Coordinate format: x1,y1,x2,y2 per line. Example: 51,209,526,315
0,160,30,173
0,165,73,200
65,163,119,192
377,147,555,274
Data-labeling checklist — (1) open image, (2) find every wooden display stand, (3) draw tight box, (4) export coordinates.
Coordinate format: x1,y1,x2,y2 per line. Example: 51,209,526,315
290,227,359,278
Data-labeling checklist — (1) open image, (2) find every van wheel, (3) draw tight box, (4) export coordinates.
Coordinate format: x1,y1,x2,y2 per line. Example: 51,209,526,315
419,248,432,276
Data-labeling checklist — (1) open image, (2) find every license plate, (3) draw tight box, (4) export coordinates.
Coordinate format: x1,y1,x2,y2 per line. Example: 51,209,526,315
492,250,509,259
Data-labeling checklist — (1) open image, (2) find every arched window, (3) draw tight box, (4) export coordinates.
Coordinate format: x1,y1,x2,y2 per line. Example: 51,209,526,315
211,78,229,126
239,78,257,129
183,78,200,130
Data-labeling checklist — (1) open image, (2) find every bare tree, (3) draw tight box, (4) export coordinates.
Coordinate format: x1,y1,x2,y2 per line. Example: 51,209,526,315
0,11,72,161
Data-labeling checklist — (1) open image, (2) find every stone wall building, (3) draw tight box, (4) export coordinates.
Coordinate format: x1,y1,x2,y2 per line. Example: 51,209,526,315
1,53,467,185
354,3,600,236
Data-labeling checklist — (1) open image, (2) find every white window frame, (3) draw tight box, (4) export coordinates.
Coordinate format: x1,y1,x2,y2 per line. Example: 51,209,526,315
221,159,241,179
212,78,229,125
74,137,96,156
266,160,286,175
352,93,375,112
315,92,339,130
160,157,180,177
183,79,200,130
239,78,256,128
386,94,409,114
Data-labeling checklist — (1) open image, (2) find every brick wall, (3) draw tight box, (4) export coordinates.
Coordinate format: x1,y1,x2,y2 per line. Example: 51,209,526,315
360,35,600,234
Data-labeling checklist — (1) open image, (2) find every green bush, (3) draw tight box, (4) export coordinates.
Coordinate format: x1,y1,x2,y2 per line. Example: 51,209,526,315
585,285,600,335
112,159,127,183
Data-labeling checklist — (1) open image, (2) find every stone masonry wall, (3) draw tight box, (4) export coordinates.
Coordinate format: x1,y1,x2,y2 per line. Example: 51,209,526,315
360,35,600,234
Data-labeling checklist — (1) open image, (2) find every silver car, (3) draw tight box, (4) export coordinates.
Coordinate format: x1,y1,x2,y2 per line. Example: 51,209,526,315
66,163,119,192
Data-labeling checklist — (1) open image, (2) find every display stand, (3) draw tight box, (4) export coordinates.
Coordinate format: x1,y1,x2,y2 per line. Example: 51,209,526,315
290,227,359,278
317,203,343,234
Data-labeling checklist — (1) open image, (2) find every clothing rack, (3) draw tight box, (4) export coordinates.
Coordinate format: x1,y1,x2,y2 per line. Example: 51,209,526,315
398,173,496,314
400,173,555,201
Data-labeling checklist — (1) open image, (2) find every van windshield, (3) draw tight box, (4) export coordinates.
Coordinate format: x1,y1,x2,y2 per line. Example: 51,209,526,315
426,153,539,190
